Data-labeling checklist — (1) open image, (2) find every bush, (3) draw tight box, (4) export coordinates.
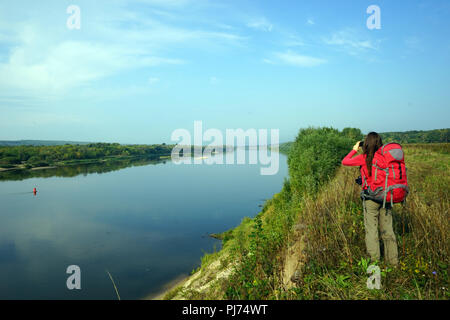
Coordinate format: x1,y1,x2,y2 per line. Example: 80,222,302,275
0,156,21,165
287,127,354,195
27,156,49,167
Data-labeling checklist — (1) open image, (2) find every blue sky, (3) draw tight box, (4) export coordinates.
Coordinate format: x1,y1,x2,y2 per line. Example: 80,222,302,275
0,0,449,144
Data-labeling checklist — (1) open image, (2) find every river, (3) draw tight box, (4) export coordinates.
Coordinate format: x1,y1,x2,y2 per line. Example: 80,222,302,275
0,152,288,299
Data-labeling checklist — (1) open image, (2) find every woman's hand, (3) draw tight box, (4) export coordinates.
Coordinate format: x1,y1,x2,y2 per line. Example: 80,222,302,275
353,141,361,151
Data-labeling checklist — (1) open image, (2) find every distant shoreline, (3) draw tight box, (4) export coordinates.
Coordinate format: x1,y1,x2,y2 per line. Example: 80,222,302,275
0,154,171,173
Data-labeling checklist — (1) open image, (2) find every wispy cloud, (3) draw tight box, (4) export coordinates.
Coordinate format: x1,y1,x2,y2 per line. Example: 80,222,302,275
246,17,273,32
265,50,326,67
323,29,380,56
0,37,183,96
307,18,315,26
283,34,305,47
0,2,244,101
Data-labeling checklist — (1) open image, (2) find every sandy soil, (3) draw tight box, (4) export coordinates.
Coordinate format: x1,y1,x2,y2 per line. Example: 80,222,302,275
142,274,190,300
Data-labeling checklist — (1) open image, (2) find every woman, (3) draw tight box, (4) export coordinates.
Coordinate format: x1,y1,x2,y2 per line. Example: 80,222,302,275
342,132,398,266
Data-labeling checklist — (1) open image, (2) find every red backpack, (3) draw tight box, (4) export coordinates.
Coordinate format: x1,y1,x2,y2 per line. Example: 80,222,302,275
361,143,409,208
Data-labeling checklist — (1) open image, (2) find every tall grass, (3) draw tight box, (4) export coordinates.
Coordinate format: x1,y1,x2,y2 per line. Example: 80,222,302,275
286,143,449,300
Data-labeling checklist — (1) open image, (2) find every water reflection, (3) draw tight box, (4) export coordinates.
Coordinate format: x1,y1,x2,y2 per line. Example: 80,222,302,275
0,156,167,181
0,153,288,299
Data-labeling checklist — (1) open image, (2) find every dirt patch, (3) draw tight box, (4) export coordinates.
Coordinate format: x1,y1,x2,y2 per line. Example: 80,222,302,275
143,274,190,300
156,252,234,300
31,166,57,171
282,224,306,289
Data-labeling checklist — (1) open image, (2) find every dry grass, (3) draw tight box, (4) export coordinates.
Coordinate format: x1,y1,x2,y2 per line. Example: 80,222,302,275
287,143,449,299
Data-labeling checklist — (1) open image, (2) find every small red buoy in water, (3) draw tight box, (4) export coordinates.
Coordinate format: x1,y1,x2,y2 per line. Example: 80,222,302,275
33,187,37,195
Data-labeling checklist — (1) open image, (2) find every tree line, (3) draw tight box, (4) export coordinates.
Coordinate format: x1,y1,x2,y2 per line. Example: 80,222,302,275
0,143,174,168
278,128,449,155
380,128,449,144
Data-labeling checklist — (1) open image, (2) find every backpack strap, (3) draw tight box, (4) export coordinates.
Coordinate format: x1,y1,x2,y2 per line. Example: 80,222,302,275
374,160,378,181
382,169,389,209
386,184,410,194
390,190,394,208
373,164,386,171
361,166,369,189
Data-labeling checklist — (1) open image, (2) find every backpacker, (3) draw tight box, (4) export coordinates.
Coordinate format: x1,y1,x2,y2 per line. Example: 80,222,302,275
361,143,409,208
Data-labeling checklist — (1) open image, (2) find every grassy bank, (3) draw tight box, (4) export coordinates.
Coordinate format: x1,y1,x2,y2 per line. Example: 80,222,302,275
283,143,449,300
162,129,449,300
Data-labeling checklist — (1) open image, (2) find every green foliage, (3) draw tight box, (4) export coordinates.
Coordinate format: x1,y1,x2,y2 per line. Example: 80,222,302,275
0,156,21,165
342,127,364,141
380,128,449,144
0,140,91,147
0,156,166,181
279,128,449,155
0,143,174,169
287,127,354,195
278,142,293,155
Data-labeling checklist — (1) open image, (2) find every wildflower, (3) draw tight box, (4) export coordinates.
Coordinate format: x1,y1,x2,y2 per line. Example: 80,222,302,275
432,271,437,275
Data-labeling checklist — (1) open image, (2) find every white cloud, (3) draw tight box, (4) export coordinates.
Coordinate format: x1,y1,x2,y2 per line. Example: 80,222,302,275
0,39,182,96
266,51,326,67
307,18,315,26
0,2,244,101
246,17,273,32
284,34,305,47
323,29,380,56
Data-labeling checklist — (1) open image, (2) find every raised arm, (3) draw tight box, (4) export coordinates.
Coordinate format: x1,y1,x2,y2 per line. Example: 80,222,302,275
341,141,365,167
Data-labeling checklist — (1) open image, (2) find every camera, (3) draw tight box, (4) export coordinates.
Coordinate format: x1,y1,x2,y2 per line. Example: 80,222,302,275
359,141,363,148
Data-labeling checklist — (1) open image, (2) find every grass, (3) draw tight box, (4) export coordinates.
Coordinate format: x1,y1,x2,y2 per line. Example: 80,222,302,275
282,143,449,300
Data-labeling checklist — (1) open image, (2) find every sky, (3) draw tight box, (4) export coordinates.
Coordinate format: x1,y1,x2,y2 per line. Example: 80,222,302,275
0,0,449,144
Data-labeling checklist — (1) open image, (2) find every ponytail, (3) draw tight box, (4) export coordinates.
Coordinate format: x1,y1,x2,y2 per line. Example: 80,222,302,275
363,132,383,176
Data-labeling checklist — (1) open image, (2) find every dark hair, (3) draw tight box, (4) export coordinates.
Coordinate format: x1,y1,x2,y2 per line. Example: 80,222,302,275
362,132,383,176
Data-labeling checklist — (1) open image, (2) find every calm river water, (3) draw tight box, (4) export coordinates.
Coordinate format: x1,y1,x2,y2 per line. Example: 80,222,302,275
0,152,288,299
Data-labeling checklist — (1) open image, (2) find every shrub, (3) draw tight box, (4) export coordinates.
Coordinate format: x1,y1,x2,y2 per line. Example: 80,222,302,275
27,156,49,167
0,156,21,165
287,127,354,195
